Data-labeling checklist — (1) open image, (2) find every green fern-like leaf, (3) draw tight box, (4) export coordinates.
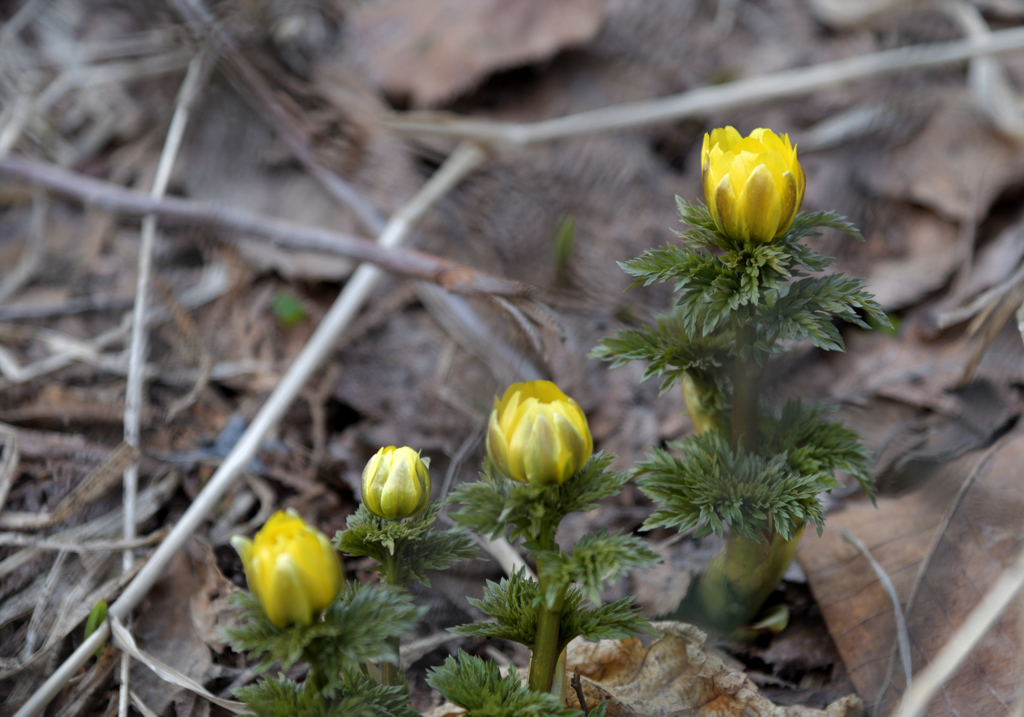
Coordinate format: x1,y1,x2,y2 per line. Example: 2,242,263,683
427,650,580,717
589,306,733,395
567,595,658,644
452,568,655,652
636,431,834,541
452,568,541,647
760,400,876,504
334,503,478,587
448,454,626,544
445,460,513,540
757,274,890,351
235,670,418,717
223,584,425,674
778,209,864,243
533,530,661,606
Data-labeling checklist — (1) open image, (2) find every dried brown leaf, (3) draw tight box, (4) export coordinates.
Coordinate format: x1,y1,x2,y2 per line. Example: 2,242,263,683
350,0,604,107
129,543,215,714
798,425,1024,716
187,541,242,654
859,105,1024,223
862,208,960,311
565,622,864,717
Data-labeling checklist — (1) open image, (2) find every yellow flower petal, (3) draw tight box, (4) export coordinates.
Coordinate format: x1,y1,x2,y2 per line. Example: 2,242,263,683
231,511,343,627
738,164,783,242
485,380,592,487
266,553,312,627
778,170,799,235
700,126,805,242
361,446,431,519
714,174,744,240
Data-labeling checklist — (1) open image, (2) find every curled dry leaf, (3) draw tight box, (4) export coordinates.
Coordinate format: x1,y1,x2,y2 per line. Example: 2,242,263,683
858,106,1024,223
129,543,216,714
349,0,605,107
564,622,863,717
798,424,1024,717
862,208,960,312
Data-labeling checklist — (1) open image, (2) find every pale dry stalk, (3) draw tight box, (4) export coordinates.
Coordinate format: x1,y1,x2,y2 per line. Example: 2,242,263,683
13,141,485,717
118,50,211,717
386,25,1024,146
894,547,1024,717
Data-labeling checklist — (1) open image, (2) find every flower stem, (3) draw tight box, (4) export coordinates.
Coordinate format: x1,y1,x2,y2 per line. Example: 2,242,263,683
378,552,405,689
306,658,326,696
380,636,402,687
528,542,568,695
693,525,804,630
528,578,566,694
731,307,763,455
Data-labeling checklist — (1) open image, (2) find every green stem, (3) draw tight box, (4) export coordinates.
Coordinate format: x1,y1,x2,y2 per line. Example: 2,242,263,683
528,579,567,693
731,307,763,455
380,635,402,688
377,551,406,689
693,525,804,631
528,539,568,695
306,658,326,697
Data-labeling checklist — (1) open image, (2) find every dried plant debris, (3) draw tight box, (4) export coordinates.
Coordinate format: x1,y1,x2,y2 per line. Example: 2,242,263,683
4,0,1024,713
564,622,863,717
798,424,1024,717
349,0,605,107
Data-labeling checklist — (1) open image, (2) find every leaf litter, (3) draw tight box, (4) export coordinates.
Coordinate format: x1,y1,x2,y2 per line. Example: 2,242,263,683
0,0,1023,714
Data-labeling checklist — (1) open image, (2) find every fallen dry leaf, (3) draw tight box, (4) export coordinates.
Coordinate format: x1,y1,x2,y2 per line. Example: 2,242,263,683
858,104,1024,223
798,424,1024,716
565,621,863,717
349,0,604,107
188,541,242,654
862,207,960,311
130,543,215,715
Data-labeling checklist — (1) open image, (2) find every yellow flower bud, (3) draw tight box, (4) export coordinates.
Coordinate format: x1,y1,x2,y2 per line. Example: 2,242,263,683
361,446,431,520
486,380,593,486
701,126,805,243
230,510,342,627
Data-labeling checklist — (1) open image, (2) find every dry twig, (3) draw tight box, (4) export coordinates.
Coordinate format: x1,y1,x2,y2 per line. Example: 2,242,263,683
0,155,532,299
842,531,913,698
119,51,209,715
894,546,1024,717
13,142,484,717
872,439,1008,714
386,25,1024,146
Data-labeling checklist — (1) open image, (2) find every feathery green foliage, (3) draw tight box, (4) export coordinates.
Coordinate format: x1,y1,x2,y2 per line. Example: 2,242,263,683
756,274,887,352
617,202,889,359
590,306,733,395
427,651,608,717
234,669,419,717
533,530,661,607
448,454,625,543
450,568,656,651
779,208,864,243
760,400,875,503
334,502,478,587
636,431,836,541
224,584,425,674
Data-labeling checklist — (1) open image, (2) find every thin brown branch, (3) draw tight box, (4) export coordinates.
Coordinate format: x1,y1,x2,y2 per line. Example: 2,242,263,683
571,666,589,715
0,155,533,299
168,0,387,234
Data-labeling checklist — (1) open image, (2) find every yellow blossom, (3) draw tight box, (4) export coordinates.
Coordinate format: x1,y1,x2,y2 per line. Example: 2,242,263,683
701,126,805,243
231,510,342,627
486,380,593,486
362,446,431,520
